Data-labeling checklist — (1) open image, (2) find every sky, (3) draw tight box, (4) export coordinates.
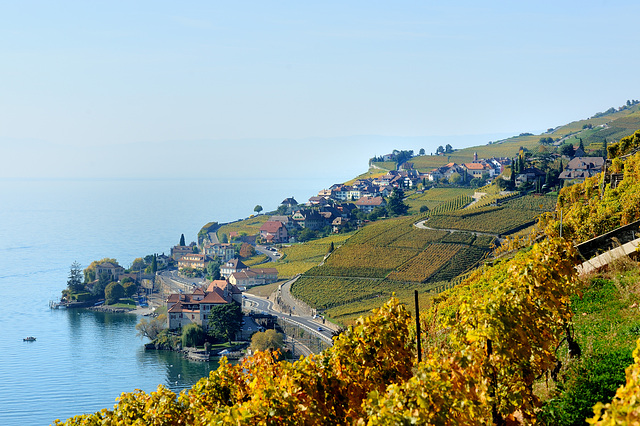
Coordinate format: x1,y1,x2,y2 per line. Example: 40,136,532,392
1,0,639,179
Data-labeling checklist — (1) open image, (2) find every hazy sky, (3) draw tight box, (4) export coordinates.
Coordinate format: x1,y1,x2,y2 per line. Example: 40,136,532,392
1,1,638,178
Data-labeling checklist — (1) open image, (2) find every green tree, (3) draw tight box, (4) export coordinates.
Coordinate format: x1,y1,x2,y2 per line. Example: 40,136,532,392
181,323,205,348
449,172,462,184
179,234,185,246
386,188,409,216
436,145,444,154
67,261,84,293
136,314,167,340
328,241,334,254
207,303,243,343
151,255,157,274
419,205,430,213
122,278,138,298
445,143,453,153
105,282,124,305
419,148,425,155
254,205,263,215
560,143,575,157
250,329,285,352
220,233,229,244
93,272,111,298
207,258,222,281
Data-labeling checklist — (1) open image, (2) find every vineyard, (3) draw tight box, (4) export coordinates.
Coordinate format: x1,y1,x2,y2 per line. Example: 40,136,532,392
426,194,557,235
305,245,420,278
290,276,386,310
405,187,473,213
386,243,462,283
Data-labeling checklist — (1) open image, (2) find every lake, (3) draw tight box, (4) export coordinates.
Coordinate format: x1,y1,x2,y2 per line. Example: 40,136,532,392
0,177,333,424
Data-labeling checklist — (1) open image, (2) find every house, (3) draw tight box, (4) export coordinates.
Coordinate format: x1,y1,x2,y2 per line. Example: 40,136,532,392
166,281,242,330
308,196,330,206
95,262,125,281
463,162,495,178
178,253,206,270
170,245,193,261
203,243,236,262
220,258,248,278
516,167,546,186
156,254,171,268
559,157,605,183
355,196,386,213
292,210,325,230
228,268,278,288
259,220,288,243
332,217,349,233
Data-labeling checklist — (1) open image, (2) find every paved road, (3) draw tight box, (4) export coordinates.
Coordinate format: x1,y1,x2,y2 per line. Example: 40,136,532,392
158,270,204,292
242,293,334,344
414,218,504,241
255,245,279,262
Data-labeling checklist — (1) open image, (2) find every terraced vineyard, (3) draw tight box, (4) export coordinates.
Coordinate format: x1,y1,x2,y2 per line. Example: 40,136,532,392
405,187,473,214
259,233,355,278
426,194,557,235
386,243,462,283
305,245,420,278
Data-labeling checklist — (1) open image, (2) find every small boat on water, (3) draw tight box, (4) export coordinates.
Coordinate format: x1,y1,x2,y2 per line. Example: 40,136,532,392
23,337,36,342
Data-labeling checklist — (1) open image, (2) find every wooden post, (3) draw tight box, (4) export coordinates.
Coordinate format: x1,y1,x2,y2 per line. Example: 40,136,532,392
415,290,422,363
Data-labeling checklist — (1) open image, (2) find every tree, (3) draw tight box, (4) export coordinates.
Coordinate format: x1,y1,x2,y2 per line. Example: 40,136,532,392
436,145,444,154
179,234,185,246
560,143,575,157
386,188,409,216
207,258,222,281
93,272,111,298
67,261,84,293
445,144,453,153
449,172,462,184
239,243,255,259
328,241,334,254
251,329,285,352
419,148,425,156
419,205,430,213
151,255,157,274
136,314,167,340
579,138,585,152
181,323,205,348
220,233,229,244
207,303,243,343
254,205,263,215
105,282,124,305
122,279,138,298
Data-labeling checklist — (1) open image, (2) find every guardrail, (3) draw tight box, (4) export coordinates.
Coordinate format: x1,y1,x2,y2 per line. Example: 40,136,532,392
575,219,640,260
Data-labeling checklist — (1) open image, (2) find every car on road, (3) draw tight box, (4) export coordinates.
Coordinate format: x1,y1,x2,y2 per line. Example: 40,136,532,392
317,327,323,332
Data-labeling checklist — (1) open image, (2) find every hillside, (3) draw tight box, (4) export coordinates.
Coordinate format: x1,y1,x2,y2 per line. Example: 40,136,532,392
56,131,640,426
375,102,640,173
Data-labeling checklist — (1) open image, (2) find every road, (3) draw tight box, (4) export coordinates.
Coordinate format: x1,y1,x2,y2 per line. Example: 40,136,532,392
242,293,334,344
255,245,280,262
158,270,204,293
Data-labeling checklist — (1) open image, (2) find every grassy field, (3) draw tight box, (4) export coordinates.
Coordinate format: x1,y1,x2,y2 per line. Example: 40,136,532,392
244,281,282,298
217,215,269,240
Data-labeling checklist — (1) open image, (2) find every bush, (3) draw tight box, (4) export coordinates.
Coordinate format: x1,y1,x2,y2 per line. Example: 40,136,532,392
181,323,205,348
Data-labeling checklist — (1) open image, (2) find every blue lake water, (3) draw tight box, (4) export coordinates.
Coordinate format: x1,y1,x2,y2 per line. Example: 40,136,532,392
0,177,334,424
